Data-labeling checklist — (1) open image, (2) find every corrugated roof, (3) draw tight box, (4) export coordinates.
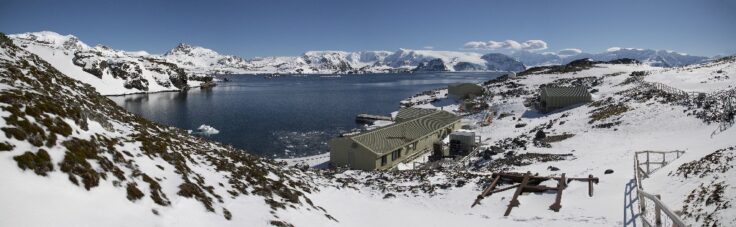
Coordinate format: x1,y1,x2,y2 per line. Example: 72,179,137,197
449,83,483,89
352,110,461,155
541,86,590,97
395,107,439,122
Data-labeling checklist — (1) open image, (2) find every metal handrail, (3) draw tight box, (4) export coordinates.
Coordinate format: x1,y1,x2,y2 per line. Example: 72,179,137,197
637,189,687,227
633,151,687,227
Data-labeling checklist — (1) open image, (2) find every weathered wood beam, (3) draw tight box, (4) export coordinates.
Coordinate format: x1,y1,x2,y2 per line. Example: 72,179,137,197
549,173,566,212
471,174,501,207
504,172,530,216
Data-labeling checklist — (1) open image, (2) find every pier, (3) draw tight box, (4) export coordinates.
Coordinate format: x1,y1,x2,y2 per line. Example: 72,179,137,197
355,114,393,123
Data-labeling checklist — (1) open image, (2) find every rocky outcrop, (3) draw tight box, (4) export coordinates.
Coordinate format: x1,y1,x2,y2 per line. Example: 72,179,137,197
453,62,485,71
481,53,526,72
413,58,448,72
10,32,207,95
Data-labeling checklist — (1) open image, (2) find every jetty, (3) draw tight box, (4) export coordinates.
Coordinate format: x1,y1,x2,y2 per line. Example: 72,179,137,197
355,114,393,123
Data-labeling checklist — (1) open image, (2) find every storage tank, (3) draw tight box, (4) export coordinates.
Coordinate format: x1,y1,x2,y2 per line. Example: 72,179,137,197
449,131,476,156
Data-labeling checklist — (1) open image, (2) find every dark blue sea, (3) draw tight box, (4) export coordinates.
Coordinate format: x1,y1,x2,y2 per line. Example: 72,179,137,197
109,72,502,158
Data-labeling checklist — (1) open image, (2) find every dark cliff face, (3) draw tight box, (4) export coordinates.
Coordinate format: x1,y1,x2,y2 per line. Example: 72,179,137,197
453,62,485,71
481,53,526,72
413,58,448,72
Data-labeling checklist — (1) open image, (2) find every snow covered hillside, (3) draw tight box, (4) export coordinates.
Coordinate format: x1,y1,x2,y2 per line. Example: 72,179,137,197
163,43,250,74
10,31,211,95
433,56,734,226
0,33,330,227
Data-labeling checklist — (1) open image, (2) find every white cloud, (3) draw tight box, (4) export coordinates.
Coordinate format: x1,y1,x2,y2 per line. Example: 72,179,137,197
606,47,622,52
423,46,434,50
464,39,548,51
557,48,583,56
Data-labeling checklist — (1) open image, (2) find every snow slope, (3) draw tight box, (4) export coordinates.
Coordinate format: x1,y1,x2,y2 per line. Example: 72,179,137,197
163,43,250,74
277,55,734,227
0,33,328,227
10,31,209,95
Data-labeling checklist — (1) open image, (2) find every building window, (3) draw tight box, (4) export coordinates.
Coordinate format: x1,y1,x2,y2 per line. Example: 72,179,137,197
381,156,387,166
391,149,401,161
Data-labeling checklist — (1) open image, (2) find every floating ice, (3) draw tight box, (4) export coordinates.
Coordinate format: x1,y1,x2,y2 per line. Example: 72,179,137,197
192,124,220,136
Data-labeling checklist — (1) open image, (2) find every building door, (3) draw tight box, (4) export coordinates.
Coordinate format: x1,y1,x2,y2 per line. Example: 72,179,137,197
348,150,355,168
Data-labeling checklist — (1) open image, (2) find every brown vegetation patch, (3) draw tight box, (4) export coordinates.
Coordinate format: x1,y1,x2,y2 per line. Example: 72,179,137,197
589,103,629,123
126,183,145,201
13,149,53,176
674,147,735,179
269,220,295,227
178,181,214,211
0,141,13,151
541,134,575,143
60,138,101,190
487,153,574,172
682,181,731,226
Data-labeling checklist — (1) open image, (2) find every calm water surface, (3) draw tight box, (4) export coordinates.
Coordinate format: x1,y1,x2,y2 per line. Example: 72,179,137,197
109,72,502,158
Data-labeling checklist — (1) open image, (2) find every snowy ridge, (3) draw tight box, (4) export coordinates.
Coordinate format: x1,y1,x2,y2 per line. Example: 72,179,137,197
166,45,526,74
163,43,250,74
11,31,528,77
9,31,210,95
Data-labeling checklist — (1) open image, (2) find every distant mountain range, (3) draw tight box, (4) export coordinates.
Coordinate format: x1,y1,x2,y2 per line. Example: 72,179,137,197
7,31,717,94
510,48,709,68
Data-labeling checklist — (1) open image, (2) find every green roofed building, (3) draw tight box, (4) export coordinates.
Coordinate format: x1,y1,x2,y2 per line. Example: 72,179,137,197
329,108,462,170
394,107,439,122
448,83,484,100
538,86,592,112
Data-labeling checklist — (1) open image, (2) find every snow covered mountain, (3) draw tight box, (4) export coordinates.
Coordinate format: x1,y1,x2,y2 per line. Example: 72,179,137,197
3,30,736,226
512,48,709,67
170,46,526,74
9,32,211,95
163,43,250,74
7,31,712,97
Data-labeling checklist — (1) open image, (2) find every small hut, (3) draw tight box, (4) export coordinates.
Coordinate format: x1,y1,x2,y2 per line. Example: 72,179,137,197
448,83,484,100
538,86,592,112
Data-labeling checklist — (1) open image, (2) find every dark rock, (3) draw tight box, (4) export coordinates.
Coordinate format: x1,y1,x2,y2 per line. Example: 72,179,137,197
534,130,546,140
413,58,447,72
604,169,614,174
548,166,560,171
455,180,466,187
453,62,485,71
383,193,396,199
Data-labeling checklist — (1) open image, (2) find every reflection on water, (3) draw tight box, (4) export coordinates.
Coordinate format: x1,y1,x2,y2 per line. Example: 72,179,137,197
109,72,503,158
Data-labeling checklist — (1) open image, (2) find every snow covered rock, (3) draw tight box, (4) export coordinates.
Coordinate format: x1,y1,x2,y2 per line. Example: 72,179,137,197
163,43,250,74
481,53,526,72
413,58,448,72
9,31,208,95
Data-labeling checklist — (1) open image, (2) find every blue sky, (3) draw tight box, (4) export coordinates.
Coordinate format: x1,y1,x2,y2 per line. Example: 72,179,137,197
1,0,734,57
